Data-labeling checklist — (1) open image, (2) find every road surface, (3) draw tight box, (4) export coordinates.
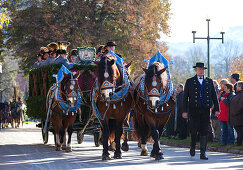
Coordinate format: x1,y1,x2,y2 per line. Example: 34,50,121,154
0,123,243,170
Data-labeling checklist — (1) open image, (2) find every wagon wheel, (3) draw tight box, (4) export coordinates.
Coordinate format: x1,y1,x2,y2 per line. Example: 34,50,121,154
77,130,84,144
94,131,101,147
42,121,49,144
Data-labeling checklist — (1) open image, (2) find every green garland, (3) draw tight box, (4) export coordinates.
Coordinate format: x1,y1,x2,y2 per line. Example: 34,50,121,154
27,63,97,120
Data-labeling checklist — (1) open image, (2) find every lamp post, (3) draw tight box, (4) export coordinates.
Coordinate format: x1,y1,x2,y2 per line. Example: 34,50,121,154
192,19,224,77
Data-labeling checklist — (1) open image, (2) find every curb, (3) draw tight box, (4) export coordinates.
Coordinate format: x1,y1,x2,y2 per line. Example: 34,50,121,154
160,140,243,155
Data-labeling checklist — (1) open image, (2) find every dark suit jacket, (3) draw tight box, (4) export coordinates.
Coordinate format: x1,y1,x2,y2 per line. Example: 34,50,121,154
183,75,219,114
176,91,184,116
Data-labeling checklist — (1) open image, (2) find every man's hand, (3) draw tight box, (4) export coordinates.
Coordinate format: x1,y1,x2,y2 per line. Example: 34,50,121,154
215,111,220,117
182,112,188,119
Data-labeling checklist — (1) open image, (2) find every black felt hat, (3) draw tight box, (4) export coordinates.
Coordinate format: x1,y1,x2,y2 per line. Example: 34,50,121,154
231,73,240,81
193,62,207,69
105,41,117,47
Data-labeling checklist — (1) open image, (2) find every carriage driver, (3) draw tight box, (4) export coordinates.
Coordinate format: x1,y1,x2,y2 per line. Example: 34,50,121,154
182,62,220,160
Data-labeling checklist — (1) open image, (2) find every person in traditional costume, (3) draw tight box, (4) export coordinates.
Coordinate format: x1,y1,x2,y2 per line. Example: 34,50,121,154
54,41,74,69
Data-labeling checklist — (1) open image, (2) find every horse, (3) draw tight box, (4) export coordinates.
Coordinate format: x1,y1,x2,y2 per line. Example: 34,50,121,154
92,53,134,160
47,70,82,152
10,101,22,128
134,62,175,160
1,102,11,128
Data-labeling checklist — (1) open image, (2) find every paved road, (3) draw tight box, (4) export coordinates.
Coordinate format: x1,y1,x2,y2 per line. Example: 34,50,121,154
0,123,243,170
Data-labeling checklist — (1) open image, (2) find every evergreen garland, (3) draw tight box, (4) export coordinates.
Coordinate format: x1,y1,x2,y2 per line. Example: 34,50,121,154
27,63,97,120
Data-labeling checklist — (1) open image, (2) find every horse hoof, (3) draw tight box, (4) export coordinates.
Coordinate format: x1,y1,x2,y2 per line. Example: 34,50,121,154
121,143,129,152
108,145,115,151
114,152,122,159
56,147,62,151
65,147,72,152
102,154,111,161
155,154,164,160
62,146,67,150
140,149,148,156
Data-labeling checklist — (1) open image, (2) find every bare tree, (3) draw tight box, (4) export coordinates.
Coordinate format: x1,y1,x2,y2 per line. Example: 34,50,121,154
214,40,243,76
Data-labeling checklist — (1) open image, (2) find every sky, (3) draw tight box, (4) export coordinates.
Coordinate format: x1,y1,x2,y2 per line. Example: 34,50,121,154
161,0,243,43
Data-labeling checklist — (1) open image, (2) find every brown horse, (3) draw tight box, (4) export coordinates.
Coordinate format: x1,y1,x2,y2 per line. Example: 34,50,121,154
1,102,11,128
134,62,175,160
47,70,82,151
10,101,22,128
92,54,133,160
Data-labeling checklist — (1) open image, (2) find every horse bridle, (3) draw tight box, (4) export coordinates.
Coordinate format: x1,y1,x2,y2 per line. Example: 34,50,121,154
58,74,79,105
142,69,170,112
99,57,116,101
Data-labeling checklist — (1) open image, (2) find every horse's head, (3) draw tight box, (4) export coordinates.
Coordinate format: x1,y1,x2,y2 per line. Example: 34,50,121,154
60,71,80,107
95,54,120,100
143,62,168,108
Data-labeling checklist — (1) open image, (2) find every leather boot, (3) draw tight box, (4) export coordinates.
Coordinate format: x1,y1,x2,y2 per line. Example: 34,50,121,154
200,136,208,160
190,134,196,156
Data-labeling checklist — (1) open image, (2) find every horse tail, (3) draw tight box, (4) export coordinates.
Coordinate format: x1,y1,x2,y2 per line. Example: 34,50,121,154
134,112,150,142
108,119,116,142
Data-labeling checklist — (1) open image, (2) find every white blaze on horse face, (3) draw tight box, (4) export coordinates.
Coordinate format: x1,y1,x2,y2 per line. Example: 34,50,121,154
149,96,160,107
101,88,113,99
152,80,157,87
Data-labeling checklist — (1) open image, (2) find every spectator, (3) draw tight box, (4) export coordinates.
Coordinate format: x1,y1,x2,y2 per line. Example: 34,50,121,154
44,51,57,65
211,80,227,142
54,49,74,70
229,81,243,146
33,54,43,69
213,80,219,94
42,51,50,61
216,83,235,145
176,84,187,140
69,49,78,64
230,73,240,94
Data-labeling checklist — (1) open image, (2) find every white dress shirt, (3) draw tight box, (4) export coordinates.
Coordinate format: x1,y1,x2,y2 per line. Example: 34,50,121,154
197,76,204,85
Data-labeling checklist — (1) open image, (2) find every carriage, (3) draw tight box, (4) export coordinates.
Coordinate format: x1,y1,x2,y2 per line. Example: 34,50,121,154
27,47,101,146
27,45,174,160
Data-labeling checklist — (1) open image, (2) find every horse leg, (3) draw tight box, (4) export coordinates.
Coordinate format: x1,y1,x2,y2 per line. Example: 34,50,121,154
66,126,73,152
114,121,123,159
150,125,163,160
61,128,67,150
140,135,148,156
102,121,111,160
121,131,129,151
53,118,63,151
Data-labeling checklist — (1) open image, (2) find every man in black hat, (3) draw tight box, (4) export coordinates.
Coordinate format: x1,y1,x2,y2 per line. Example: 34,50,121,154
105,41,117,52
182,62,219,160
230,73,240,94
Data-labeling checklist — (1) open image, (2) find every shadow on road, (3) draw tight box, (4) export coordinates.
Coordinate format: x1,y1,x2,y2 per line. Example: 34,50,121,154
0,142,243,170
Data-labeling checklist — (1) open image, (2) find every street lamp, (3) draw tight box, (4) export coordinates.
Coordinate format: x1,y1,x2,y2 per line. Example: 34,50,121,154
192,19,225,77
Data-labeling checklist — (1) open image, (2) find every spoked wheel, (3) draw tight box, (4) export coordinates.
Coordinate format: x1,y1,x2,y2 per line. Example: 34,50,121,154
42,121,49,144
77,130,84,144
94,131,101,147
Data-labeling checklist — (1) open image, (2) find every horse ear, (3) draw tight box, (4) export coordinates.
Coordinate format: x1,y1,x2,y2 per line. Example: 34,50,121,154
158,66,168,75
125,61,132,69
142,67,148,73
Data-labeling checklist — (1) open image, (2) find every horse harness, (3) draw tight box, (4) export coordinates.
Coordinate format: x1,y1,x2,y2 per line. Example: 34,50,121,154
136,71,174,115
91,56,133,124
49,79,84,116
